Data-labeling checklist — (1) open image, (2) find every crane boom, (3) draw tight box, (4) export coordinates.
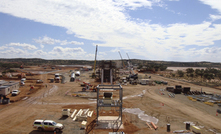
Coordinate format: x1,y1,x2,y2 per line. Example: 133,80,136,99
126,53,134,75
93,45,98,74
118,51,125,68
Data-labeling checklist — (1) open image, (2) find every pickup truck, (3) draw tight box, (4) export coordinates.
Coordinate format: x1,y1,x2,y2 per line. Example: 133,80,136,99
33,119,64,132
11,90,20,96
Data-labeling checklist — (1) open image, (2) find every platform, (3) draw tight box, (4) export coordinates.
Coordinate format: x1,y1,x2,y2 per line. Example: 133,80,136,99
95,116,124,129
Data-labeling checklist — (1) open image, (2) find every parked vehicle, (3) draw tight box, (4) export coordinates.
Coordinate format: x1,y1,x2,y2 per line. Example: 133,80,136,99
11,90,20,96
20,81,25,86
33,120,64,132
54,73,60,83
36,79,43,83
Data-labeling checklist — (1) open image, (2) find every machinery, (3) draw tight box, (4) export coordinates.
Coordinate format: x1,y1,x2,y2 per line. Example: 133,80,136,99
118,51,126,68
126,53,138,84
92,45,98,78
54,73,60,83
82,82,97,92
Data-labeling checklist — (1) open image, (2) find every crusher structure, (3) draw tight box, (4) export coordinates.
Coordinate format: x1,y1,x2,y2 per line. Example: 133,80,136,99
96,61,119,84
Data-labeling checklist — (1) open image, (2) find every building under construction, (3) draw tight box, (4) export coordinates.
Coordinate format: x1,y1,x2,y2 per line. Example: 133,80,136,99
96,61,119,83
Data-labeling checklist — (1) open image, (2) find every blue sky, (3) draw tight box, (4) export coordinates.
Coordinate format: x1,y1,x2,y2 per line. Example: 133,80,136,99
0,0,221,62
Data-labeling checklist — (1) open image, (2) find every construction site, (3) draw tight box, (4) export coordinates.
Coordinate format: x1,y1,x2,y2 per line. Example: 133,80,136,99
0,52,221,134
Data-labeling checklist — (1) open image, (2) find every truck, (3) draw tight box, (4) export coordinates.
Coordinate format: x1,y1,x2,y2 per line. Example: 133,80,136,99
33,119,64,132
54,73,60,83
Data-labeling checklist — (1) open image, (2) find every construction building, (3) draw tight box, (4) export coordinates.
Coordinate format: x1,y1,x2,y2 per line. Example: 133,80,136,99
96,61,119,83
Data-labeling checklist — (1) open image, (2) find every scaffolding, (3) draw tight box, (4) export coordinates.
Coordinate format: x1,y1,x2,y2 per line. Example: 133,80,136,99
96,84,123,130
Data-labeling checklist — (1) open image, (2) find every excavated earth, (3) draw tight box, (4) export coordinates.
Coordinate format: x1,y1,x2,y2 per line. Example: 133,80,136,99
0,66,221,134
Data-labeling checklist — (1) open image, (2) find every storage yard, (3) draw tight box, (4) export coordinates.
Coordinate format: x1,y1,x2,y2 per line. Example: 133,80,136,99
0,64,221,134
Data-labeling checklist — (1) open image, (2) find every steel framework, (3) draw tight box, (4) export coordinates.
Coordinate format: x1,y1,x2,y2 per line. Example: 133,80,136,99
96,84,123,129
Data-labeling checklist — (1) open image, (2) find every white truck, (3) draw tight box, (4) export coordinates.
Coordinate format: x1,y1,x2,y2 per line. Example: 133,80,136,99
33,119,64,132
54,73,60,83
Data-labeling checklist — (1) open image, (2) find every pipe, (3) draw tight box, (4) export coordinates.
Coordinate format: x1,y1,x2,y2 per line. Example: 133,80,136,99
151,122,158,130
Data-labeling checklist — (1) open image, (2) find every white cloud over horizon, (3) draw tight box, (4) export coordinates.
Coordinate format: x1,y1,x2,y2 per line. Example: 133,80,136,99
7,43,38,50
33,36,84,46
0,0,221,62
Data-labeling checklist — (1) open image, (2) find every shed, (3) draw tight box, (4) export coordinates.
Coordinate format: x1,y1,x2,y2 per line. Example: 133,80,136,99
139,79,151,85
0,86,11,96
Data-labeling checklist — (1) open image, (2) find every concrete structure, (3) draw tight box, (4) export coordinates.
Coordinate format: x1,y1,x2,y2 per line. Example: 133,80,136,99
97,61,119,84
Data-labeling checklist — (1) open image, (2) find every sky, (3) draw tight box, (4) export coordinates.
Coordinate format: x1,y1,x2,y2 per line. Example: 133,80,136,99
0,0,221,62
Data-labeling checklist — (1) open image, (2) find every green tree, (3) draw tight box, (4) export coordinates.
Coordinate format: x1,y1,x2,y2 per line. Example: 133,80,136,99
177,70,184,77
159,65,167,71
137,64,143,69
186,68,194,74
195,69,204,78
217,72,221,81
203,73,214,82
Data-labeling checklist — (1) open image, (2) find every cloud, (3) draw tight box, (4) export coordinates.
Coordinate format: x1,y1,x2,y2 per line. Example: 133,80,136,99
210,14,221,21
113,0,153,10
40,44,44,49
99,52,107,55
0,46,7,50
0,0,221,61
199,0,221,13
34,36,60,45
6,43,37,50
51,46,84,53
0,47,26,58
34,50,47,56
111,48,120,53
34,36,84,46
0,46,92,60
60,40,84,45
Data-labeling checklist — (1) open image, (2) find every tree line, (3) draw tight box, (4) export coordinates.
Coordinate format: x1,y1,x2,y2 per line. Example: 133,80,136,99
176,68,221,82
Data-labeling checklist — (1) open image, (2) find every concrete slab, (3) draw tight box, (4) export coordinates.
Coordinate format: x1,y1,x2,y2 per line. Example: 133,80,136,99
95,116,124,129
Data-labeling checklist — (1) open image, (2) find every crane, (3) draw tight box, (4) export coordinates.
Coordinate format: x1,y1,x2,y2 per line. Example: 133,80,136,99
92,45,98,78
118,51,125,68
126,53,138,84
126,53,134,75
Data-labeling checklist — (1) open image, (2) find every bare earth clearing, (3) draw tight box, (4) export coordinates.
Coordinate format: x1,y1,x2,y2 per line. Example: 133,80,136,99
0,66,221,134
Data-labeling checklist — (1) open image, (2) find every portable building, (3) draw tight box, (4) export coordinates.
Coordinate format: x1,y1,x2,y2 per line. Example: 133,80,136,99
139,79,151,85
3,81,20,92
0,86,11,96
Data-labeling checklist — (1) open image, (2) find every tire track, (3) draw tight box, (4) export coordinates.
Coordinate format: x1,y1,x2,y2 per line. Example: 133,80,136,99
145,88,221,129
19,85,58,107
